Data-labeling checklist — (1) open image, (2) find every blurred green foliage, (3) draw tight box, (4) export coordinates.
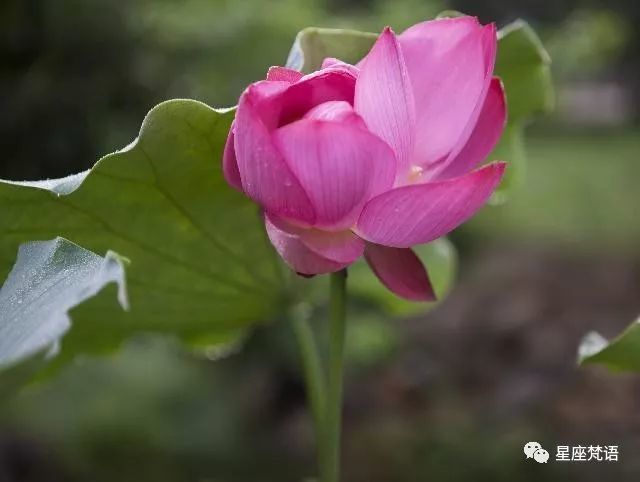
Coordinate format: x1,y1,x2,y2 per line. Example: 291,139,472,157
1,339,303,482
468,130,640,252
0,0,443,181
545,8,629,80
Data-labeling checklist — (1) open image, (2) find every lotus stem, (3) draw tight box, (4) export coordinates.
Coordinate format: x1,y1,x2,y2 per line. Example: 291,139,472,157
321,269,347,482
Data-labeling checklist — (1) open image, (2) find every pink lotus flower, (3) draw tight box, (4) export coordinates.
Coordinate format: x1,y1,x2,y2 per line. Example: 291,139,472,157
223,16,507,301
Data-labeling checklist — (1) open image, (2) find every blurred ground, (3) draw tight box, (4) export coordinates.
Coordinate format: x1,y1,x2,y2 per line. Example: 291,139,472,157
342,242,640,482
1,0,640,481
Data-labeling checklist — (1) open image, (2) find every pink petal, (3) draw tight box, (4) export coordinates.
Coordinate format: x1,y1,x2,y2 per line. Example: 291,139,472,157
321,58,361,77
266,213,364,264
482,22,498,71
266,66,304,83
273,118,396,230
265,214,349,275
431,77,506,180
222,124,243,191
246,72,356,130
357,162,506,248
365,243,435,301
322,57,342,68
355,27,415,177
300,229,364,264
425,24,498,180
398,17,496,168
304,100,367,128
234,84,316,224
240,79,291,129
277,69,356,126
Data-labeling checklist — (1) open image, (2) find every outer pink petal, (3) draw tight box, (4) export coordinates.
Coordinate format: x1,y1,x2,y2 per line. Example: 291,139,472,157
399,17,495,167
481,22,498,72
425,24,498,179
265,213,365,264
273,118,395,230
266,66,304,83
355,27,415,177
240,79,291,129
431,77,506,180
365,243,435,301
300,229,364,264
356,162,506,248
222,124,243,191
265,215,349,275
234,84,316,224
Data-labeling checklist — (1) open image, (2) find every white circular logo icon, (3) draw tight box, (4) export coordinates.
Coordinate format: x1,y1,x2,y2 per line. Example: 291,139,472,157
524,441,542,459
524,442,549,464
534,448,549,463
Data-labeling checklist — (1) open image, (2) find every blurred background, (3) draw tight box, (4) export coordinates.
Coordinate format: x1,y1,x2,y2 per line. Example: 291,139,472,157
1,0,639,481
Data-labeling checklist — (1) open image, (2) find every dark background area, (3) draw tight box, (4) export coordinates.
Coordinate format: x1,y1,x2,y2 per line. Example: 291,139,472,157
1,0,639,481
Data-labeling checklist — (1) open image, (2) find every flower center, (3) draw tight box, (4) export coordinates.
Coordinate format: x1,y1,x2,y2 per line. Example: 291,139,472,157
408,165,424,183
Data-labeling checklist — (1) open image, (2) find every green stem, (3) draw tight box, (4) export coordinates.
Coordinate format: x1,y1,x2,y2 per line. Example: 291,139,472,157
322,269,348,482
290,308,325,453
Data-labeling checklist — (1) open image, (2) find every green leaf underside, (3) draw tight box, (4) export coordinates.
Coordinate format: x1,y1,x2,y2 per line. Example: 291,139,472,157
492,19,554,199
0,238,126,391
496,20,554,122
286,18,554,201
579,319,640,372
435,10,467,19
286,27,378,73
0,100,284,366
